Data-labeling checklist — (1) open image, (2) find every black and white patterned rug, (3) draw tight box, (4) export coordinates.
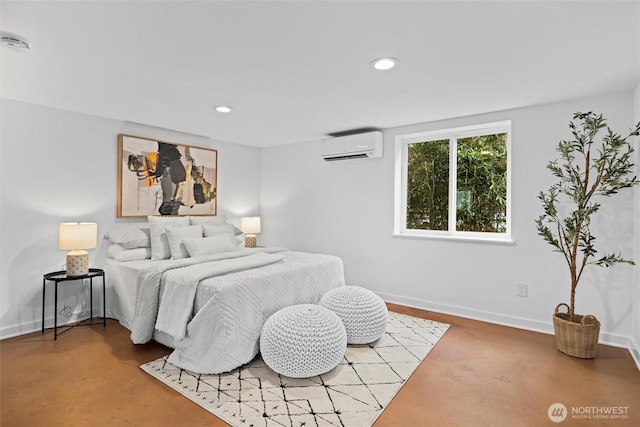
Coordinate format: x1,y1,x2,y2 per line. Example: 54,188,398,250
141,311,449,427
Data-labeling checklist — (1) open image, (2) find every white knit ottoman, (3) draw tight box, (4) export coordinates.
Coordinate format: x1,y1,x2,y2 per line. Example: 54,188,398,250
260,304,347,378
320,286,388,344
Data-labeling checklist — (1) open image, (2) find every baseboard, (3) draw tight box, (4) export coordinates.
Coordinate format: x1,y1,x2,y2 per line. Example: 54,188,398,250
377,291,631,349
0,308,99,340
630,337,640,371
1,321,40,340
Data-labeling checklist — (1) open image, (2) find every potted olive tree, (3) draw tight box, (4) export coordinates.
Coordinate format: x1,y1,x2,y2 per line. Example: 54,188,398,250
535,111,639,358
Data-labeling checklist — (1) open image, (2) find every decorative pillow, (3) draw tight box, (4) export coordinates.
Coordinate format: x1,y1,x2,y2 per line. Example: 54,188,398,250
191,215,242,235
148,216,190,260
183,234,238,257
166,225,203,260
105,225,151,249
188,215,227,226
202,223,236,238
107,244,152,262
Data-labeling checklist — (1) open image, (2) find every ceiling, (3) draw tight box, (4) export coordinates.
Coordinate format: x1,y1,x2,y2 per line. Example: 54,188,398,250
1,1,638,148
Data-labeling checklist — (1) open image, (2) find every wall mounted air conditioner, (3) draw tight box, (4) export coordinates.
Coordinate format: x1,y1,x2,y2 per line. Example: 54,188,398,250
321,131,383,161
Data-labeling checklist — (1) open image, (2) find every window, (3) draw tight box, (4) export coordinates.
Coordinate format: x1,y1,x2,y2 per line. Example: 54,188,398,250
394,121,511,241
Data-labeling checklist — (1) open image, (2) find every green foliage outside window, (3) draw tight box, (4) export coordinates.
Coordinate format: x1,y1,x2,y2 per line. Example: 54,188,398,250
456,134,507,232
406,133,507,233
407,139,450,230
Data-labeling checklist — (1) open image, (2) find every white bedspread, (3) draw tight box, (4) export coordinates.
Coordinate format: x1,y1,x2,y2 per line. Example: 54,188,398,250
129,248,344,374
156,252,285,339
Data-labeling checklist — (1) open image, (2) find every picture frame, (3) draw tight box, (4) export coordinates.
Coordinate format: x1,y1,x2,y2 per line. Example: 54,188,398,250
117,134,218,218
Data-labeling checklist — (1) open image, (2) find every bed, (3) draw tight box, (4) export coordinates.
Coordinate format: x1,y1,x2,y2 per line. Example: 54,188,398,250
102,218,345,374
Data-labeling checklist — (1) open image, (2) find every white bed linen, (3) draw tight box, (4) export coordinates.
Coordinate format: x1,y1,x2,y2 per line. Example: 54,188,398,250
156,252,285,340
105,258,152,330
104,257,227,331
103,248,345,373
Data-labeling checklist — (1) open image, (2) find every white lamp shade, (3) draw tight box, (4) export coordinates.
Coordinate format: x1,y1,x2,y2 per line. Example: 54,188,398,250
241,217,261,234
59,222,98,250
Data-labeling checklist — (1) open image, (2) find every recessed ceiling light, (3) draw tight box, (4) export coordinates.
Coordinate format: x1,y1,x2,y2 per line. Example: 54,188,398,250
371,57,398,71
214,106,233,113
1,31,30,52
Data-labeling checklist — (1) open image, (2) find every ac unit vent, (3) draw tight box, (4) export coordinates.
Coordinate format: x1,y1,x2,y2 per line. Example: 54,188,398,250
321,131,383,161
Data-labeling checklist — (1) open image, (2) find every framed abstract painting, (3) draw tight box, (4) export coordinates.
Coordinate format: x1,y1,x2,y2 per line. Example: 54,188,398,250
117,134,218,217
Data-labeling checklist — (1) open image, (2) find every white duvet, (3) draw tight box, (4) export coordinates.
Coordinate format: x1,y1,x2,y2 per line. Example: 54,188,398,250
129,248,344,374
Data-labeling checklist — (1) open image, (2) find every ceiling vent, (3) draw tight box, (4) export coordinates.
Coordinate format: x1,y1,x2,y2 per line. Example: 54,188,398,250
1,32,30,52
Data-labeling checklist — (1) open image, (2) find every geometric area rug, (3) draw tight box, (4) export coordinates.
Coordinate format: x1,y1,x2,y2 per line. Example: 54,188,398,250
141,312,449,427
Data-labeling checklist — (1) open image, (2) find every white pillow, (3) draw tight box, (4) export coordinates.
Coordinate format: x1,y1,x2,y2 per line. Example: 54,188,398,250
107,244,152,262
203,223,236,238
148,216,190,260
166,225,203,260
183,234,238,257
188,215,227,225
191,215,242,235
105,225,151,249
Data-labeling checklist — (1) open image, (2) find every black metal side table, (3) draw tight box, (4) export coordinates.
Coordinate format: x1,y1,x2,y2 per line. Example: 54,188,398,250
42,268,106,339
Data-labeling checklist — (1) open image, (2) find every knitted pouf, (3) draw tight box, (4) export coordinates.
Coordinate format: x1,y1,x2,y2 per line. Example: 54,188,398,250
320,286,389,344
260,304,347,378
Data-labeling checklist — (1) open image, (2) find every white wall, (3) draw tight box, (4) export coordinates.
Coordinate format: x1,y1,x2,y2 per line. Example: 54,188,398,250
260,91,636,346
0,99,261,338
632,82,640,366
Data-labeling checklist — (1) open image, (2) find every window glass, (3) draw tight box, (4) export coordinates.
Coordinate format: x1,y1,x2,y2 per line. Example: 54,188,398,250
456,133,507,233
406,139,450,231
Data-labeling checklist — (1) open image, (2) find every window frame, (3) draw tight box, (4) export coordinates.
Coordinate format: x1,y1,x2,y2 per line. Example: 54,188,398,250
394,120,512,243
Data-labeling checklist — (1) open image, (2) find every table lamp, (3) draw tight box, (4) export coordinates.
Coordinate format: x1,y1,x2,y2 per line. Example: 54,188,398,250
241,217,261,248
59,222,98,276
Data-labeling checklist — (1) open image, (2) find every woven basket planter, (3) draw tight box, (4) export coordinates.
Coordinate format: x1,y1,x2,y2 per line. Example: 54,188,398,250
553,303,600,359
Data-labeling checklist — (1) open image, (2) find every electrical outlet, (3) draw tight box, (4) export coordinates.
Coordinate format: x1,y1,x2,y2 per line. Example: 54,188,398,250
516,283,528,297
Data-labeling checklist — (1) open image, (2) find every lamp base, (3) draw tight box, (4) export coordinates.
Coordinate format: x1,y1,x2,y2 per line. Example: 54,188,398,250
66,250,89,276
245,235,257,248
